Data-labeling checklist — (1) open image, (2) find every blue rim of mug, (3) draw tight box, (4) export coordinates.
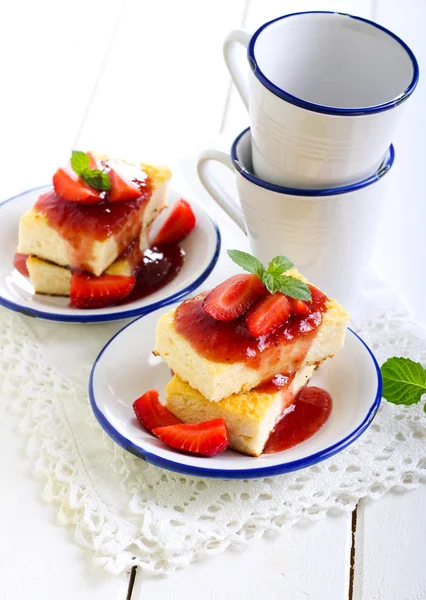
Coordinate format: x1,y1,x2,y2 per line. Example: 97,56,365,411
248,11,419,116
230,128,395,197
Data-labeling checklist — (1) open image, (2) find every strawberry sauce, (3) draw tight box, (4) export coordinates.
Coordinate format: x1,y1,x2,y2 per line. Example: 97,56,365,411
34,178,153,270
174,285,328,368
35,179,152,239
119,244,184,304
264,386,332,453
255,373,291,393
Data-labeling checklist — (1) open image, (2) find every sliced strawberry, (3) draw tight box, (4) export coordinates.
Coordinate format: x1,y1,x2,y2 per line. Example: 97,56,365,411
288,297,311,316
203,274,266,322
133,389,181,433
70,273,135,308
245,292,292,338
14,252,29,277
53,167,103,204
108,167,142,202
86,152,99,169
153,418,229,457
153,199,196,245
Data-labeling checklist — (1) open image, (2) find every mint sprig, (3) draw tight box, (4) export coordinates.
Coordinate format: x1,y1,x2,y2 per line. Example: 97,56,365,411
71,150,111,191
71,150,90,174
381,357,426,412
227,249,312,301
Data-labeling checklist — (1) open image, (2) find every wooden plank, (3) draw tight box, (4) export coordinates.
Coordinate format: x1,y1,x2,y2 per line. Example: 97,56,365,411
353,487,426,600
133,515,352,600
0,0,124,200
0,409,129,600
76,0,247,164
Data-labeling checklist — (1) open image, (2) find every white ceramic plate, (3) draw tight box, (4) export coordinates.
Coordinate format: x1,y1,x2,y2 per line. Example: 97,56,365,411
0,186,220,322
89,305,382,479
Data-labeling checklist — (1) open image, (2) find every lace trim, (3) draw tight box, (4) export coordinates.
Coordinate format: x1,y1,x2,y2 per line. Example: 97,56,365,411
1,305,425,575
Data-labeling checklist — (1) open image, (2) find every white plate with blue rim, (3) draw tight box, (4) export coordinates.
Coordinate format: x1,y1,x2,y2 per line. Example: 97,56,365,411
0,185,220,323
89,304,382,479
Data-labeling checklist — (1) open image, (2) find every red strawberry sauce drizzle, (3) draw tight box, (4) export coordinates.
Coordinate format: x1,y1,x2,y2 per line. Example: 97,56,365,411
34,177,153,271
251,374,333,454
174,285,328,368
117,244,184,304
255,373,291,393
264,386,332,453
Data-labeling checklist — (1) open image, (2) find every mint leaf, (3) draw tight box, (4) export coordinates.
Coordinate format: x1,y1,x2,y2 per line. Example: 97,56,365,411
267,255,293,275
263,273,311,300
227,249,311,300
381,357,426,406
70,150,111,191
227,250,264,279
276,275,312,301
262,272,283,294
81,169,111,191
71,150,90,176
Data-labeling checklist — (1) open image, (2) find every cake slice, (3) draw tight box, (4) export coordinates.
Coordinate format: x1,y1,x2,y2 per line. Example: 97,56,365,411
26,237,143,296
17,159,170,277
165,365,315,456
155,269,350,402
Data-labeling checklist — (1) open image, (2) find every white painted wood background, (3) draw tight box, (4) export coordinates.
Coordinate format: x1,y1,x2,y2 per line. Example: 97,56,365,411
0,1,425,599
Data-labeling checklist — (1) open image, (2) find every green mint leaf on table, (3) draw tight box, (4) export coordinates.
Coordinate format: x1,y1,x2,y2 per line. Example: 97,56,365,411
226,250,264,279
267,255,294,275
227,249,312,301
81,169,111,191
71,150,90,175
381,357,426,407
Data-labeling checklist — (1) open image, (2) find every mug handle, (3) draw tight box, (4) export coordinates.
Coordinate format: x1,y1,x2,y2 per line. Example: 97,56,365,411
223,29,251,111
197,149,246,233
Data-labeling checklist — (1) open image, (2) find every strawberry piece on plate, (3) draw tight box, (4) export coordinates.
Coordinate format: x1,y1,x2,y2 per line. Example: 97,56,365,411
203,274,266,322
288,297,311,316
153,418,229,457
13,252,29,277
70,273,135,308
153,199,196,245
108,167,142,202
133,389,182,432
245,292,292,338
53,167,103,204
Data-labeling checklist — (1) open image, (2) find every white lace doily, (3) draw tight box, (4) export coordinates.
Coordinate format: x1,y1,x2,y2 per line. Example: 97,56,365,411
2,278,426,575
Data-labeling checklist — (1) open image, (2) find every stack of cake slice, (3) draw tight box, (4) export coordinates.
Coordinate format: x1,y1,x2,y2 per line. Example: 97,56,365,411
17,154,171,298
154,269,350,456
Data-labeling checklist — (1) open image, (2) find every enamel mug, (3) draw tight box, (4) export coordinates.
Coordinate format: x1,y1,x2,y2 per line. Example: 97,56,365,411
197,128,395,308
224,12,416,189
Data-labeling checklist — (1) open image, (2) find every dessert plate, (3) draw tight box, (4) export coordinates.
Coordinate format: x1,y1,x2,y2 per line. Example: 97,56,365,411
89,305,382,479
0,186,220,323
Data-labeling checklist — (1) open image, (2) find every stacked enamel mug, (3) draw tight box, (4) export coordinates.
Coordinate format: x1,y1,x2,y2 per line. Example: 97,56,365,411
198,12,419,307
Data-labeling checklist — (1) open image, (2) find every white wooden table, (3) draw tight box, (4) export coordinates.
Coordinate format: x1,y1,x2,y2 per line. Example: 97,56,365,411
1,1,425,598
